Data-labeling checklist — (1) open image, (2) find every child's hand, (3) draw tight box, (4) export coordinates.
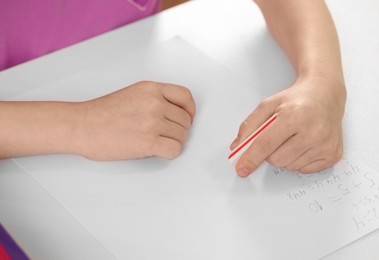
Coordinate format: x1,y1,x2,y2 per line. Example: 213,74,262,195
230,76,346,177
75,81,196,160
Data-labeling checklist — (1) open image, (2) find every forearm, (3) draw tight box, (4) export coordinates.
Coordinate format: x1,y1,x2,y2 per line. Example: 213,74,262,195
0,81,196,161
233,1,347,176
255,0,344,83
0,101,82,158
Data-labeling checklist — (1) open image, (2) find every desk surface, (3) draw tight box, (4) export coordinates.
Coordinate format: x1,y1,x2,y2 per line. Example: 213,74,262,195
1,0,379,259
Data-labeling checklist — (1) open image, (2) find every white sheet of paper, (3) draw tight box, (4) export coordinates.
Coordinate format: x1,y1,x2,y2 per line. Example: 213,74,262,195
8,38,379,260
0,160,117,259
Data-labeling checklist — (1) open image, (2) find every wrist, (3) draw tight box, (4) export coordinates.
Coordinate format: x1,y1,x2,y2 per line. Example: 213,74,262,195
296,70,347,114
67,101,91,157
299,66,345,93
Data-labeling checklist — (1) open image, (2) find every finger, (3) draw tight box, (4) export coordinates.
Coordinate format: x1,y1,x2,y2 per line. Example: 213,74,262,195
230,120,249,150
161,84,196,122
235,115,294,177
165,103,193,129
152,137,182,159
285,148,320,172
295,147,343,174
266,133,309,168
231,98,279,150
160,119,189,144
298,159,333,174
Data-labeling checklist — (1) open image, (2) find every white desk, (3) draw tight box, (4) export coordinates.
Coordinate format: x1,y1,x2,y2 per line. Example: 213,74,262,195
1,0,379,259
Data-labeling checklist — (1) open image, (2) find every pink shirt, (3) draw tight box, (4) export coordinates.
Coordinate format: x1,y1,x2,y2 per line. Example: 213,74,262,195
0,0,160,71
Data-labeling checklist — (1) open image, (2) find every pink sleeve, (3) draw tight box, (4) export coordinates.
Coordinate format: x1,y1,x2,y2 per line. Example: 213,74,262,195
0,0,160,71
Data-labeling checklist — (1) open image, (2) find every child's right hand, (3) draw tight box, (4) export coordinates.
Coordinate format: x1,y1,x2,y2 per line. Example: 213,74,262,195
74,81,196,161
230,75,346,177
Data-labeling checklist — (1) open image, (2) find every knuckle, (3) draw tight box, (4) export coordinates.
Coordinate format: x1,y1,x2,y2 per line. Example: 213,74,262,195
330,146,343,164
171,84,192,100
182,116,192,129
146,98,165,113
268,153,286,168
257,98,270,109
180,86,193,99
336,146,343,161
180,129,189,142
165,143,182,159
238,121,248,134
286,164,300,172
321,138,343,163
181,87,196,111
135,80,155,91
150,138,182,159
138,80,155,86
175,128,189,144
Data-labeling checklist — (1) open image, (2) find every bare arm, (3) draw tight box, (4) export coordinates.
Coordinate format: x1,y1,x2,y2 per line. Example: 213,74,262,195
255,0,344,83
231,0,346,176
0,101,81,158
0,81,196,160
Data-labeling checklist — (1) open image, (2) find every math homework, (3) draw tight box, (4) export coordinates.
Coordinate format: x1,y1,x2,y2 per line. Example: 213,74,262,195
269,159,379,245
7,38,379,260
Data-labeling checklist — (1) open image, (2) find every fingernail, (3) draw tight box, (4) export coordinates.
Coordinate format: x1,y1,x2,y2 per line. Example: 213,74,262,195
230,137,240,150
237,167,251,178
